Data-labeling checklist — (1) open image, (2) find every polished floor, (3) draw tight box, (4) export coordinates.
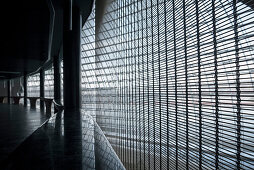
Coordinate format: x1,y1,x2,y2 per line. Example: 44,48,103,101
0,104,47,164
0,108,124,170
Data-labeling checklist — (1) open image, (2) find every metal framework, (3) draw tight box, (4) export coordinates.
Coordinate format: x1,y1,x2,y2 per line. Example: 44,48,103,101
25,0,254,169
81,0,254,169
27,66,54,98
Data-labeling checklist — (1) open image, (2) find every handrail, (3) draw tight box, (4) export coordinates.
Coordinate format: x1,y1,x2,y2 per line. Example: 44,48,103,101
52,100,64,113
0,96,64,115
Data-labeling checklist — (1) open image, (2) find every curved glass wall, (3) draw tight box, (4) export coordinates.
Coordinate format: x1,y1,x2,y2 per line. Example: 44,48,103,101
81,6,96,119
81,0,254,169
44,67,54,98
27,73,40,97
24,0,254,169
27,66,54,99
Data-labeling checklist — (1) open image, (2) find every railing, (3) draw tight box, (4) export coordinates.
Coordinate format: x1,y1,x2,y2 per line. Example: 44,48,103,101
0,96,63,116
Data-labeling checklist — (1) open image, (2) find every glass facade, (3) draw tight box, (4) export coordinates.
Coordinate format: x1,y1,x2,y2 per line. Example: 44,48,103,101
81,0,254,169
27,73,40,97
25,0,254,169
44,67,54,98
27,66,54,98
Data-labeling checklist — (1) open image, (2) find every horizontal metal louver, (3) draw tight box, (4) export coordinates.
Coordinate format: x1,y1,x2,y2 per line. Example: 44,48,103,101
79,0,254,169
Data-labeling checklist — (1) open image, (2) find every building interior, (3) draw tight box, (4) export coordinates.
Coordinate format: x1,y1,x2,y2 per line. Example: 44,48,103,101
0,0,254,169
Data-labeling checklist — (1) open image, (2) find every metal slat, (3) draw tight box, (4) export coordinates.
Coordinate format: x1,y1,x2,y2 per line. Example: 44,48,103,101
78,0,254,169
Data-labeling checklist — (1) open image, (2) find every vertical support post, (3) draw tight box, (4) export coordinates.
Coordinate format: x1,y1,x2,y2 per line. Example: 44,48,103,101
54,54,61,104
7,80,11,104
40,69,45,110
24,74,27,107
63,4,82,169
63,5,81,111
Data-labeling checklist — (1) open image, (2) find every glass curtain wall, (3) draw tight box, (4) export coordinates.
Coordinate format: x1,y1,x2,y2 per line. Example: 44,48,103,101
44,67,54,98
81,0,254,169
27,66,54,99
27,73,40,97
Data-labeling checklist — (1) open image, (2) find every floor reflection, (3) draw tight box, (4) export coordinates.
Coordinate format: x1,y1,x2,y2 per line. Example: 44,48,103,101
0,104,47,164
1,110,125,170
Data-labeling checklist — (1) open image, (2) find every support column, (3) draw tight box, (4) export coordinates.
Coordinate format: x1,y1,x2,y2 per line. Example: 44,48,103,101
63,4,82,169
40,69,45,110
54,54,61,104
7,80,11,104
63,6,81,111
24,75,27,107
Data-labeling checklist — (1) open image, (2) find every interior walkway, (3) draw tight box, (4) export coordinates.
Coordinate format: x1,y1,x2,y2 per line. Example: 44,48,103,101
0,104,47,163
1,110,125,170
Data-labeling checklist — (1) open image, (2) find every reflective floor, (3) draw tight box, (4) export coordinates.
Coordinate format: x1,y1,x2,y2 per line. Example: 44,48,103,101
0,104,47,163
1,109,125,170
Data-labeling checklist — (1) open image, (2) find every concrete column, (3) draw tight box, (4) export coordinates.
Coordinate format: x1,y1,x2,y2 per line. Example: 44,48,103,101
63,4,82,169
54,54,61,104
40,69,45,110
7,80,11,104
63,6,81,111
24,75,27,107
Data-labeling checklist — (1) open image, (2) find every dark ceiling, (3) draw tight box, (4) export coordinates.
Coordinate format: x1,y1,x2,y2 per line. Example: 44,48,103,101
0,0,93,80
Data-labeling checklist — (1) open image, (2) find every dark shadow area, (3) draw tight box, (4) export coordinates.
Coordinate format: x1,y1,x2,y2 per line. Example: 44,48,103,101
0,104,47,163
